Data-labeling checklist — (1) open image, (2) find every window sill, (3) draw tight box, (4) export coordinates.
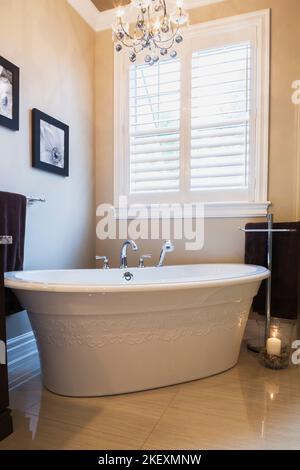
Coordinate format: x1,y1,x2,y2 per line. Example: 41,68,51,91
114,202,271,220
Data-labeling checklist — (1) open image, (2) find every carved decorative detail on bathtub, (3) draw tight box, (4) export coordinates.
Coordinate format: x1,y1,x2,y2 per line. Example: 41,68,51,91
29,302,249,349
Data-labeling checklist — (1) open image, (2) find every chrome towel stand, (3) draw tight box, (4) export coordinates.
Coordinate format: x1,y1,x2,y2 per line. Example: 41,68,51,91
240,213,297,344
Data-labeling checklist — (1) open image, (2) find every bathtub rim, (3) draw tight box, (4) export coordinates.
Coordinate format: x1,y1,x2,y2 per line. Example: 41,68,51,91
4,264,269,293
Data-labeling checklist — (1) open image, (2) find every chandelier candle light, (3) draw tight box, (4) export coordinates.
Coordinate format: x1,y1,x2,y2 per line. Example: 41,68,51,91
112,0,189,64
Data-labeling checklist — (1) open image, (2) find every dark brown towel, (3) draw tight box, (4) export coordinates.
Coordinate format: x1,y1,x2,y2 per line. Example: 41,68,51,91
0,247,10,412
0,191,26,315
245,221,300,320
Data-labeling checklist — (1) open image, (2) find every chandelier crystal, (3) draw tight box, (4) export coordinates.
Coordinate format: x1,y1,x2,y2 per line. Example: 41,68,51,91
112,0,189,65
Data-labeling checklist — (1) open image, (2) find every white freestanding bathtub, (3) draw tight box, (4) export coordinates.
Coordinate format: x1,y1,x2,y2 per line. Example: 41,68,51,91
5,264,269,397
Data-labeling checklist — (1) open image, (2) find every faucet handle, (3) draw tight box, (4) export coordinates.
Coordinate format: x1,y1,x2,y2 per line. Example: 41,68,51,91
157,240,175,267
96,256,109,269
164,240,175,252
138,254,152,268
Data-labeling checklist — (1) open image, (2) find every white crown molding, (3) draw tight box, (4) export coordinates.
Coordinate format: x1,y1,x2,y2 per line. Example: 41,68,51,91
68,0,226,32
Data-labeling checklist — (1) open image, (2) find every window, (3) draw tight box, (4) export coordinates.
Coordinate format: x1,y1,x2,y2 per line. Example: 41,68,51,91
129,58,181,194
191,43,251,194
114,10,270,218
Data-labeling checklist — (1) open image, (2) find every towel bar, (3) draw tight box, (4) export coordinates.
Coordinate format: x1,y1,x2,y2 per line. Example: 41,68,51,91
240,228,297,233
26,196,46,205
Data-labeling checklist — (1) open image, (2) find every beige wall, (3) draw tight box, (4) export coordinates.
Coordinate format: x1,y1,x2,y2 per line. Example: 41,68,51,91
0,0,95,270
95,0,300,268
0,0,95,336
1,1,299,289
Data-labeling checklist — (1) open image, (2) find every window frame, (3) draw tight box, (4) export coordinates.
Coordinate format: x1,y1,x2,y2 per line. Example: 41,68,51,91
114,9,270,218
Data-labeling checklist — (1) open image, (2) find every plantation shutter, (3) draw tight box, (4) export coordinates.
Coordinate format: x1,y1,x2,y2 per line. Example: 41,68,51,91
190,42,251,192
115,12,270,216
129,58,181,194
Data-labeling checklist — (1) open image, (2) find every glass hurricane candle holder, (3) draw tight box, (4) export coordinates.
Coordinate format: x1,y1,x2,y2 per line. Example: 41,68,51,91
260,318,295,369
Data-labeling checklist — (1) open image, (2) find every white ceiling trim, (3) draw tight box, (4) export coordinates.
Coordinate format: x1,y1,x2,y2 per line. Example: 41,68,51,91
68,0,226,32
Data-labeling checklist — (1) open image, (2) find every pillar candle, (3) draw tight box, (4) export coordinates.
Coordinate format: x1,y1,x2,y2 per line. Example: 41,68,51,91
266,337,281,356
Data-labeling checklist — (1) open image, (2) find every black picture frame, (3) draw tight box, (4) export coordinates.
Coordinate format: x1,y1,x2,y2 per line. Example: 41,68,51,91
0,56,19,131
32,108,69,177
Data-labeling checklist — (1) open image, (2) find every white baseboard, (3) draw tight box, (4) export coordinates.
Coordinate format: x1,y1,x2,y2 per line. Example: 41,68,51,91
7,332,40,390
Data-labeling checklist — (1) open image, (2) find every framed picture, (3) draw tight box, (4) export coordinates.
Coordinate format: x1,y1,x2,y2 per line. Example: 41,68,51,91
0,56,19,131
32,108,69,177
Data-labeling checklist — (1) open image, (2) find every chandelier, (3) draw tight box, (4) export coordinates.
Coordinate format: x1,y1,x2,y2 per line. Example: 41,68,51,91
112,0,189,65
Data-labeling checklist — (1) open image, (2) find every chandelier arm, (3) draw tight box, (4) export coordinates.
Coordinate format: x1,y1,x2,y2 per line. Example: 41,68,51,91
116,33,136,47
117,35,139,46
171,23,180,36
154,36,174,45
153,27,179,45
163,0,168,17
146,5,151,25
120,22,136,41
136,10,146,28
153,36,175,50
118,35,144,49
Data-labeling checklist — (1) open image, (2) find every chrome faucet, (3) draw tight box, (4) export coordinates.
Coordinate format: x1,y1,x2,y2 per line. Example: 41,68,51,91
157,240,174,267
95,256,109,269
120,240,138,268
138,254,152,268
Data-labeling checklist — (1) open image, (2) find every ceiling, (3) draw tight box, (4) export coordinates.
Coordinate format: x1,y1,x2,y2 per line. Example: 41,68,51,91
68,0,226,32
90,0,130,11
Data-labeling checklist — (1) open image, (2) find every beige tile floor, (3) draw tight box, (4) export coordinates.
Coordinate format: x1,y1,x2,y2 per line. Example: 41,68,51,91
1,344,300,450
